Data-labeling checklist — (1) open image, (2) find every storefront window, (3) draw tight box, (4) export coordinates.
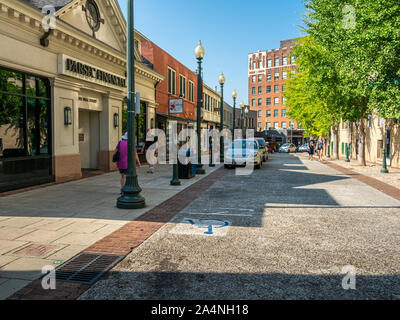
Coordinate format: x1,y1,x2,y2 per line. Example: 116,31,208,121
0,67,52,193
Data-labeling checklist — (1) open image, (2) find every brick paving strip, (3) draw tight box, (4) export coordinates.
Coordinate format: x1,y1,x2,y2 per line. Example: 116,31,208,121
7,168,228,300
323,161,400,201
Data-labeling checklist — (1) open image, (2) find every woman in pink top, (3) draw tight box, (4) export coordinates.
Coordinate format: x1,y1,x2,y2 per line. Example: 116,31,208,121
115,132,141,192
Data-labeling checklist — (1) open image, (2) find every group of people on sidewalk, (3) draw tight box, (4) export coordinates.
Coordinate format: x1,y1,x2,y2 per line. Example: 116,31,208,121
307,135,324,162
115,129,158,192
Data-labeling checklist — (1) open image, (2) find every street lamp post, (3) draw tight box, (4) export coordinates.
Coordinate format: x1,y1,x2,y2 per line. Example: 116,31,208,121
244,106,249,133
240,101,244,132
381,123,390,173
232,90,237,131
218,72,225,162
195,41,206,174
117,0,145,209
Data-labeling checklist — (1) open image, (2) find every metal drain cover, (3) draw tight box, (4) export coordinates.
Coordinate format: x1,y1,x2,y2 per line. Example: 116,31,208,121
55,252,124,285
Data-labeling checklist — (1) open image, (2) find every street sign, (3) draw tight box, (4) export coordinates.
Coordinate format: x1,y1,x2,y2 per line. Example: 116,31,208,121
169,99,183,114
135,92,141,114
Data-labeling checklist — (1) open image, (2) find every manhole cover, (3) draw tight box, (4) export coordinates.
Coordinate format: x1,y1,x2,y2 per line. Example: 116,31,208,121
55,252,124,285
14,244,59,257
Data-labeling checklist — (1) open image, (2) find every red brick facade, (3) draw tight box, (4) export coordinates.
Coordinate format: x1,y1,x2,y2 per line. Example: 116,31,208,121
141,41,198,127
248,39,297,132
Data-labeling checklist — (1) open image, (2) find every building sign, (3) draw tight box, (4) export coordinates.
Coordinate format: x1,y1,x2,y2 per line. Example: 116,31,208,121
58,54,126,89
169,99,183,114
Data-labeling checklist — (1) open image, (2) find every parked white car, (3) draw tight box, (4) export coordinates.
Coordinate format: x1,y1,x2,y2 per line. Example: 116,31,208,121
279,143,297,153
224,139,263,169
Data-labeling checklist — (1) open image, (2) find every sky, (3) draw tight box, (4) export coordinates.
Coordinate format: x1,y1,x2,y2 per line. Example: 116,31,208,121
117,0,306,108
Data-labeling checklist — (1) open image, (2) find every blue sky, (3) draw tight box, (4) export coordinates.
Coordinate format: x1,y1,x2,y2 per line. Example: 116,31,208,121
117,0,306,107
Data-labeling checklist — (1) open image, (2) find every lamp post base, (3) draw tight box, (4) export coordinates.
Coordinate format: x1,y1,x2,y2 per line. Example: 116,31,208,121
117,194,145,209
196,164,206,174
381,168,389,174
209,164,215,167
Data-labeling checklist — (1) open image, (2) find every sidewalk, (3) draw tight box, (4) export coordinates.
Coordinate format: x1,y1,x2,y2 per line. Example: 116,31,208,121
298,153,400,191
0,164,221,300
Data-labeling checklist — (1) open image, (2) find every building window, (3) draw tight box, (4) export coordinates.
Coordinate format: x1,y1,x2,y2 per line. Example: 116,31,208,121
258,122,262,129
258,86,262,94
274,58,280,66
258,74,262,82
291,56,296,64
282,85,286,92
282,71,287,80
282,122,287,129
274,122,279,129
290,70,295,78
274,109,279,117
289,121,295,128
257,61,261,69
189,81,194,102
179,74,186,99
0,67,52,192
168,67,176,95
252,87,256,95
258,98,262,106
282,109,286,117
266,98,271,106
274,85,279,93
282,97,286,105
252,99,255,107
266,122,271,129
267,59,272,68
283,57,287,65
267,110,271,117
252,62,256,70
274,72,279,81
266,86,271,94
274,97,279,105
267,73,271,82
258,110,262,118
252,75,256,83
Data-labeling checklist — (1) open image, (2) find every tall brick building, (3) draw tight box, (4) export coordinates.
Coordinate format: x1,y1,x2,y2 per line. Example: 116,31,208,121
248,39,298,134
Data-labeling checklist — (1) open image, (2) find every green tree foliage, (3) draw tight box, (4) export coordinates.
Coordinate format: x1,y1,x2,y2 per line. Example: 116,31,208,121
284,36,345,158
302,0,400,164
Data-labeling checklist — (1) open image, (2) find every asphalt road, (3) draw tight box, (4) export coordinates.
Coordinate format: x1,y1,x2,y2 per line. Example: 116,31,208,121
79,153,400,300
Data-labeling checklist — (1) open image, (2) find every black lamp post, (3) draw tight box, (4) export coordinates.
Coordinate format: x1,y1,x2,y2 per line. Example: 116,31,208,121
195,41,206,174
232,90,237,131
381,122,390,173
117,0,145,209
240,101,244,132
218,72,225,162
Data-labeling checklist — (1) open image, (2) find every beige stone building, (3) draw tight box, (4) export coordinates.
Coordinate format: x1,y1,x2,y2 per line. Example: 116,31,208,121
202,84,221,130
0,0,163,193
334,113,400,168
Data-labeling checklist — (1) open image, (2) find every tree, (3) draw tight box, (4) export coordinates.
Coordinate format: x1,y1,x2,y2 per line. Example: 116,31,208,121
304,0,400,165
284,36,345,158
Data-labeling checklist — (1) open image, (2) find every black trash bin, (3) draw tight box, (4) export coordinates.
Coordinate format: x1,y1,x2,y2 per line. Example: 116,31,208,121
178,150,193,179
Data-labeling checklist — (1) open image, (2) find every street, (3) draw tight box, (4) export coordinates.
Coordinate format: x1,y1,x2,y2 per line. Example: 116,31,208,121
78,153,400,300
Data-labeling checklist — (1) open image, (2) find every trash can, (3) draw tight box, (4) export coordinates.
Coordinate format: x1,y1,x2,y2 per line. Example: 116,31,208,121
178,150,193,179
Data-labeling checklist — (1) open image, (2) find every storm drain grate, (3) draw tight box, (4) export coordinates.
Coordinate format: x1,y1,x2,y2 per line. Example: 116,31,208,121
55,252,124,285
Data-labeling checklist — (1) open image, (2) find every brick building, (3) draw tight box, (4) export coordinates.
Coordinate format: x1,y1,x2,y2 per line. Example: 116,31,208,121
248,39,298,133
141,41,198,134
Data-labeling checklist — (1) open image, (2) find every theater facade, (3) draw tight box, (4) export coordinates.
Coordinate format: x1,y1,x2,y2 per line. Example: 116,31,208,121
0,0,164,193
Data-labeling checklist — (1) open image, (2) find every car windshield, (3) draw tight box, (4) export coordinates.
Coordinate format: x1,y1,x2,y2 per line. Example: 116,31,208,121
282,144,290,147
230,140,257,150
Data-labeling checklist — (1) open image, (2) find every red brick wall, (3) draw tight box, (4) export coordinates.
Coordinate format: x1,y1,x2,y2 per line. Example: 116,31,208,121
141,41,198,122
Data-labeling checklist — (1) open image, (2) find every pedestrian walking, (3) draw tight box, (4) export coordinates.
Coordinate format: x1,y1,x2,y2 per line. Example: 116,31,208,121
114,132,141,194
317,136,324,161
142,128,158,174
308,135,315,161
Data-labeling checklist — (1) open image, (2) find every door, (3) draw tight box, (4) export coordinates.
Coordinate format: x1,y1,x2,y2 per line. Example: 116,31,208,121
78,110,100,170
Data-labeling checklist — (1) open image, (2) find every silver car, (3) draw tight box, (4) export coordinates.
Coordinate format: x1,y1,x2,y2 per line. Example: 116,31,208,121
279,143,297,153
224,139,263,169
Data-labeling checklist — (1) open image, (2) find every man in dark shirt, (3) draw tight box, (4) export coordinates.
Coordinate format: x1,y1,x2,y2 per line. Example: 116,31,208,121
308,135,315,161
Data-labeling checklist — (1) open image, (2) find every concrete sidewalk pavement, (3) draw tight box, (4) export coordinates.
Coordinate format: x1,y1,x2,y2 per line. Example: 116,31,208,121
0,164,221,300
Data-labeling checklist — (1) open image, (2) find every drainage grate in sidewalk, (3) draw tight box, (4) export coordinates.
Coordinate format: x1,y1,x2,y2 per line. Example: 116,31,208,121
55,252,124,285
